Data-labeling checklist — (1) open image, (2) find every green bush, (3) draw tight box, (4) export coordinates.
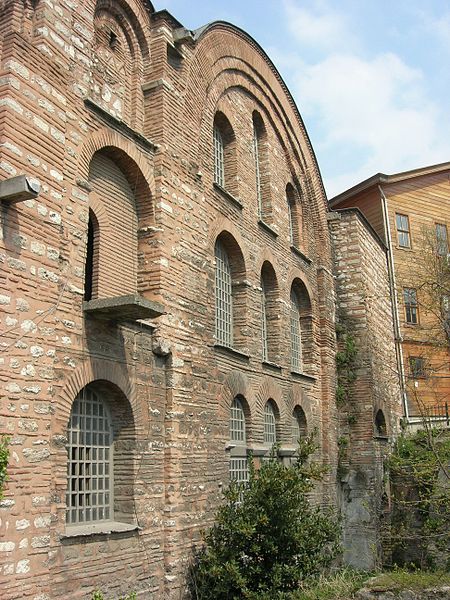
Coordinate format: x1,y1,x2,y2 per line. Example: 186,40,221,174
91,591,136,600
0,436,10,501
189,434,340,599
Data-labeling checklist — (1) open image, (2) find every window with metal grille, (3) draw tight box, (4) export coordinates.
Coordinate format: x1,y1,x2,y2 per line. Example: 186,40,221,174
66,386,113,525
229,397,248,484
230,397,246,443
403,287,418,324
253,122,262,217
409,356,426,378
213,125,225,188
435,223,448,256
261,278,268,361
264,401,277,445
396,213,411,248
288,199,294,244
290,290,302,371
215,240,233,346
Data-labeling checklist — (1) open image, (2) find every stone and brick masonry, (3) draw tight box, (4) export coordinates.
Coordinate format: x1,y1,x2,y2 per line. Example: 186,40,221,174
0,2,402,598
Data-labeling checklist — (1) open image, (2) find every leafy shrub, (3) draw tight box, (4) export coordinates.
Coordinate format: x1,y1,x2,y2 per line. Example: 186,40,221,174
91,591,136,600
189,434,340,599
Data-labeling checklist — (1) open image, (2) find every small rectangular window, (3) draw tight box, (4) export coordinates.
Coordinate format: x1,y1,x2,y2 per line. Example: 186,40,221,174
435,223,448,256
409,356,426,378
403,288,418,324
396,214,411,248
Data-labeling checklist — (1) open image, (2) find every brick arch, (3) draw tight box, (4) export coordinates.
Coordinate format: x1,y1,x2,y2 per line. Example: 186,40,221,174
89,190,112,234
287,269,315,312
78,128,154,226
254,376,286,425
53,358,136,434
217,370,257,441
208,216,250,270
94,0,152,57
285,384,315,429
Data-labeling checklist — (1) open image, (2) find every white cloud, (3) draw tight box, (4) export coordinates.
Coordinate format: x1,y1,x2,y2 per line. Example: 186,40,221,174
283,0,357,52
277,1,450,197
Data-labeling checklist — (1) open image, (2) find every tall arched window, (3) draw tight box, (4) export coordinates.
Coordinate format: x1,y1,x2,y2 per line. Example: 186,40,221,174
264,400,277,445
261,276,268,361
213,124,224,188
290,290,302,372
213,112,237,195
292,406,307,444
66,386,113,525
286,183,303,249
84,210,99,301
229,396,248,483
252,111,271,221
215,239,233,346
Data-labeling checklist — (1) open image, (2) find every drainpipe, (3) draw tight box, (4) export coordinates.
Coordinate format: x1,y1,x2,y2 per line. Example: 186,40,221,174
379,184,410,421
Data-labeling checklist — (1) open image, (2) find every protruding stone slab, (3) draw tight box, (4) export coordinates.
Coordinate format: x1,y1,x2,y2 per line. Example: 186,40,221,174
83,294,165,322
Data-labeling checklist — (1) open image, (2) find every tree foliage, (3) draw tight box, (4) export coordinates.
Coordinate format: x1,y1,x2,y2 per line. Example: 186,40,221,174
189,435,340,600
0,436,10,501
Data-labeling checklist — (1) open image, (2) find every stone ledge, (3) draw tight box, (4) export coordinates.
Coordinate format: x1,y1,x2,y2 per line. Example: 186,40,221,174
291,370,316,382
213,182,243,209
258,219,278,237
83,294,165,322
61,521,140,541
213,343,250,361
290,244,312,264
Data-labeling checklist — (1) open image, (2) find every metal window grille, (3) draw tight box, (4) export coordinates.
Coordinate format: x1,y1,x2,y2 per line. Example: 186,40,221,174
403,287,418,324
290,291,302,371
230,398,246,443
396,213,411,248
215,240,233,346
66,386,113,525
409,356,426,378
264,401,277,445
229,457,249,484
261,279,268,361
436,223,448,256
213,125,225,187
253,124,262,217
287,199,294,244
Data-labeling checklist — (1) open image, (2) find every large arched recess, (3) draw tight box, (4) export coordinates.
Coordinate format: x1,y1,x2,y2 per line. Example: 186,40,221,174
182,22,330,255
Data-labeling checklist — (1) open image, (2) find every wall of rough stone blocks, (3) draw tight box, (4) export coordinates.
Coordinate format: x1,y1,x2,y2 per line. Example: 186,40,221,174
329,209,402,570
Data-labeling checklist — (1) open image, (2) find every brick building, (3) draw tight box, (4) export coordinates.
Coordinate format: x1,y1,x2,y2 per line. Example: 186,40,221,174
330,164,450,427
0,1,401,598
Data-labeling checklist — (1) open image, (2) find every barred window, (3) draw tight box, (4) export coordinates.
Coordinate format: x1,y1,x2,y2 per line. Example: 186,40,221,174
215,240,233,346
436,223,448,256
66,386,113,526
253,121,262,217
213,125,225,188
286,183,302,248
403,287,418,324
290,290,302,371
409,356,426,378
264,401,277,445
230,397,246,443
396,214,411,248
261,278,268,361
230,397,248,484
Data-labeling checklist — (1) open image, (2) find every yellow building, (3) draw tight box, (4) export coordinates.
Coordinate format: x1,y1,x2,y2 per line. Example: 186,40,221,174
330,162,450,426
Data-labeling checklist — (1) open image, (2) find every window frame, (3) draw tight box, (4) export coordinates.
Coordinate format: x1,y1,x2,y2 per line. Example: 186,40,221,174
290,290,302,371
261,277,268,362
409,356,427,379
214,240,233,347
403,287,419,324
229,397,249,485
66,386,114,527
435,223,448,257
263,400,277,446
213,124,225,188
396,213,411,249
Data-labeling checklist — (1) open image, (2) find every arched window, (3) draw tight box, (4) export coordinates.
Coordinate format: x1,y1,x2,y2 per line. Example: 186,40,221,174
286,183,303,249
84,210,99,301
213,112,237,195
292,406,307,444
66,386,113,525
261,276,268,361
213,124,224,188
375,409,387,437
215,239,233,346
229,396,248,484
290,290,302,372
264,400,277,445
252,111,271,221
290,279,313,373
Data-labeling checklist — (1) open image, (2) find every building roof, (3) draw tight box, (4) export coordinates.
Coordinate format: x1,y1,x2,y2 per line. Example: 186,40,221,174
329,160,450,208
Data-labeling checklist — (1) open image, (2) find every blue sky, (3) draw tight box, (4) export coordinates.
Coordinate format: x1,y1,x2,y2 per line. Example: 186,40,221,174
158,0,450,198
